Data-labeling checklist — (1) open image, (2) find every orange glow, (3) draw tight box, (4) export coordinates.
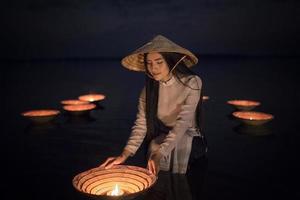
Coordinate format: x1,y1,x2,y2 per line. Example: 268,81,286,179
78,94,106,102
107,184,124,196
61,99,89,105
232,111,274,125
202,96,210,101
22,109,60,117
21,109,60,123
63,104,96,112
73,165,157,198
227,100,260,110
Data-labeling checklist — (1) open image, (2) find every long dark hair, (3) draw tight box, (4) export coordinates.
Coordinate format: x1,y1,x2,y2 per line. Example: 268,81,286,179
144,52,204,142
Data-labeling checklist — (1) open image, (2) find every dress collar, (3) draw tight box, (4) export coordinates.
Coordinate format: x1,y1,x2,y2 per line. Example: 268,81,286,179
160,75,176,86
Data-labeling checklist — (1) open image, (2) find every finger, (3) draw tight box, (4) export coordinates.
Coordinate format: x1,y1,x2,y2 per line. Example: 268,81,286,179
148,160,155,175
152,162,157,175
105,161,115,169
100,157,115,168
147,161,152,173
100,158,114,168
105,158,119,169
114,157,123,165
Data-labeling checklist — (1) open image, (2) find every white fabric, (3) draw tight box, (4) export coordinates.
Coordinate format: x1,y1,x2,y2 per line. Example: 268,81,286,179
124,75,202,174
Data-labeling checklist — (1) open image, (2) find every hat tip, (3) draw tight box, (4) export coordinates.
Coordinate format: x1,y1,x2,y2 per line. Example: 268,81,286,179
153,34,167,39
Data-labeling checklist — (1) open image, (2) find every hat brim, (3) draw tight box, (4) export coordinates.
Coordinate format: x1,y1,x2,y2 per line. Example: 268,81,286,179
121,35,198,72
122,51,198,72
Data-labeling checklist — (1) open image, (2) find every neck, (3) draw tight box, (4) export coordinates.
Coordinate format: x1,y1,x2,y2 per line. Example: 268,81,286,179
161,73,173,83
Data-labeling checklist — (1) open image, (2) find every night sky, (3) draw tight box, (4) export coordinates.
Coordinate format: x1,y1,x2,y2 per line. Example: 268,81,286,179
2,0,300,60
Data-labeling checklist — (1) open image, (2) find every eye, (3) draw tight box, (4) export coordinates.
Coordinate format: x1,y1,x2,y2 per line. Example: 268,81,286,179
157,61,163,65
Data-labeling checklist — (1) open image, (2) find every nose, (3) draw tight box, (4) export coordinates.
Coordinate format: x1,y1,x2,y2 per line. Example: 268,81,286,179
151,63,160,72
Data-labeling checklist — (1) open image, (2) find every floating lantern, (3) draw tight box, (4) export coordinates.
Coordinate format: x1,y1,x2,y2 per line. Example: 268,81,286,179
61,99,89,105
227,100,261,111
232,111,274,126
202,96,209,102
73,165,157,200
21,109,60,123
63,103,96,115
78,93,106,103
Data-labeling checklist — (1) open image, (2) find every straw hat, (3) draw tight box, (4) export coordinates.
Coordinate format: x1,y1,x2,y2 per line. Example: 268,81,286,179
121,35,198,72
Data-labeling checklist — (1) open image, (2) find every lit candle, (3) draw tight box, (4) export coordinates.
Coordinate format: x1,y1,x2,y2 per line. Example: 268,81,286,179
107,184,124,196
78,94,106,102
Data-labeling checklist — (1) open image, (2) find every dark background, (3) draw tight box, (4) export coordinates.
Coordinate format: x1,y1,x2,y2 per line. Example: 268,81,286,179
2,1,300,200
2,0,300,60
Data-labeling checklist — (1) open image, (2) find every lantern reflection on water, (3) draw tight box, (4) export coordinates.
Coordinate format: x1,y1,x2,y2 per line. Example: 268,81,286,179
73,165,157,199
227,100,261,111
232,111,274,126
21,109,60,123
78,93,106,103
234,124,272,136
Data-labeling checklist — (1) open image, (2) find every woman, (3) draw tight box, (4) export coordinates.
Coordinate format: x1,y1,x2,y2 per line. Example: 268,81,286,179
100,35,207,174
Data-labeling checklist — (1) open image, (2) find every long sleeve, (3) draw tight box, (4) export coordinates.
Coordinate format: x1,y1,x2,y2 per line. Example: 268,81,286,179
123,87,147,156
159,77,201,157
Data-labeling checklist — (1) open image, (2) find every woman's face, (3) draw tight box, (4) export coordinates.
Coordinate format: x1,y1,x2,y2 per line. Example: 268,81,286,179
146,52,171,82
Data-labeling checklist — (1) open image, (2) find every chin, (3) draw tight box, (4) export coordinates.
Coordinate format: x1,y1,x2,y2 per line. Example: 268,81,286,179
153,76,161,81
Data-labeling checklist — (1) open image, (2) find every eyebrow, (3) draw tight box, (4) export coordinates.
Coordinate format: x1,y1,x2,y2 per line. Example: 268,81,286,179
147,58,163,62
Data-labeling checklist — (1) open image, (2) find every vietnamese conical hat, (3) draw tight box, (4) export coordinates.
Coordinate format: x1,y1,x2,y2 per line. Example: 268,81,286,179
121,35,198,71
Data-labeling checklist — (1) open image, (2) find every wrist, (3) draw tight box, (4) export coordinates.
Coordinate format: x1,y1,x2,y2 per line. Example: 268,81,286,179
121,149,131,159
151,151,163,162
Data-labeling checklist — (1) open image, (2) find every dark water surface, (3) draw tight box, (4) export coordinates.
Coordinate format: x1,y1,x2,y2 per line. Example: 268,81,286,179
2,57,300,199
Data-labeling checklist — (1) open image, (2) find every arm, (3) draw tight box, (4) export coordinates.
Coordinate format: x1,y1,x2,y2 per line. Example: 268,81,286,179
123,87,147,156
100,87,147,168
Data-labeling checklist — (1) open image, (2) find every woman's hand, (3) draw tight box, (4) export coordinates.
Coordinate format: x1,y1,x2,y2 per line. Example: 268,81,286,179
99,150,131,169
147,152,162,175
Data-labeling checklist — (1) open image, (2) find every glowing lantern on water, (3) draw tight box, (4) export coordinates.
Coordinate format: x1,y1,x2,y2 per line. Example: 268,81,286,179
73,165,157,199
63,104,96,115
78,93,106,103
60,99,89,105
227,100,261,111
21,109,60,123
232,111,274,126
202,96,209,102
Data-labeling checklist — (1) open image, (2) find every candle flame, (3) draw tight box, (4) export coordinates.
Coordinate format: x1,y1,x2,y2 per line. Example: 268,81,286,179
111,184,120,196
